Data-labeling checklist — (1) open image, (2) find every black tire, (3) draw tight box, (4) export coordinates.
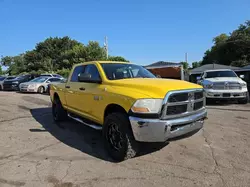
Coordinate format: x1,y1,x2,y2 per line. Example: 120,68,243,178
38,86,45,94
0,85,2,91
47,85,50,95
103,112,139,162
52,97,68,122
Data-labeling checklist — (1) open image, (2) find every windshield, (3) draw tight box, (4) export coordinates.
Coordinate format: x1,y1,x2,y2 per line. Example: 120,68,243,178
205,71,237,78
6,76,16,80
29,77,48,83
101,63,156,80
16,75,28,80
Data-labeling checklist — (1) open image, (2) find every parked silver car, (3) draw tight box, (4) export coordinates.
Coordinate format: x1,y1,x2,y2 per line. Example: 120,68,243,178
19,76,62,93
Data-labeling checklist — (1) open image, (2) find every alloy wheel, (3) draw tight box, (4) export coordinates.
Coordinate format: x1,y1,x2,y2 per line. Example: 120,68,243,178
107,122,124,151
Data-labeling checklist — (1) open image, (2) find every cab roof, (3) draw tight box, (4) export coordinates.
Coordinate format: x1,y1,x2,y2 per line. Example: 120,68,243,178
73,61,132,67
204,69,233,72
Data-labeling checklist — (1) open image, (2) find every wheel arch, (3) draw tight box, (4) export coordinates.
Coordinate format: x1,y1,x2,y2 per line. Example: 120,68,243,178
104,104,128,120
38,85,45,92
53,92,60,102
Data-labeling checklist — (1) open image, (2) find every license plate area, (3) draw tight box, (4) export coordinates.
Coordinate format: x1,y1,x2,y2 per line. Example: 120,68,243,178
223,93,231,97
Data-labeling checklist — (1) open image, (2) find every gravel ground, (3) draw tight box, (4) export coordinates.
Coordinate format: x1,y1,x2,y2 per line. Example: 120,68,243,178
0,91,250,187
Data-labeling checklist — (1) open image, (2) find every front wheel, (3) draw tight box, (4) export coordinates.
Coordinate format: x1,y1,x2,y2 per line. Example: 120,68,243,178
37,86,45,94
103,113,139,162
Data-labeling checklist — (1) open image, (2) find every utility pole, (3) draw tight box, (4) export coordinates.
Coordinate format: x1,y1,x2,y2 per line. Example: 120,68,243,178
104,36,108,59
185,52,188,63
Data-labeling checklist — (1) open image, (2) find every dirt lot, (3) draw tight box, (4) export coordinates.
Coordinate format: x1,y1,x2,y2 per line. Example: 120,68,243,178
0,92,250,187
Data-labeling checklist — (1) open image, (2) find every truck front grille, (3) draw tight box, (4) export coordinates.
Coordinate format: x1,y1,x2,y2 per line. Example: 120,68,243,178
213,82,241,90
161,89,205,119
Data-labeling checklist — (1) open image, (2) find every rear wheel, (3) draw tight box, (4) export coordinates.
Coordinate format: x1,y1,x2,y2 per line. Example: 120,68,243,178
103,112,139,162
37,86,45,94
52,97,68,122
0,85,2,91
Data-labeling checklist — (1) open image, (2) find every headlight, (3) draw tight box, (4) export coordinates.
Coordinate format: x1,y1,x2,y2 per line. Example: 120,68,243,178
240,82,247,88
131,99,163,114
12,81,18,84
204,84,213,89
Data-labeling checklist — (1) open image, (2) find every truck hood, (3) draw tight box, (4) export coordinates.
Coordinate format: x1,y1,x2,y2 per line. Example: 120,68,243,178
108,78,202,98
205,77,245,83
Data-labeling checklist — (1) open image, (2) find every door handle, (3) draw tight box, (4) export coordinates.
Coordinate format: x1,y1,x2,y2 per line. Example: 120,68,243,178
79,87,85,91
65,85,70,88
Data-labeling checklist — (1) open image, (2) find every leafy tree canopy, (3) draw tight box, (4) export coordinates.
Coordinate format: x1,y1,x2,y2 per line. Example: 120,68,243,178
1,36,128,75
191,61,202,69
180,62,189,70
202,20,250,67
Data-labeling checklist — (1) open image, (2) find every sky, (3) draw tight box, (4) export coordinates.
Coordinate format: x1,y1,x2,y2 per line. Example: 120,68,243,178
0,0,250,67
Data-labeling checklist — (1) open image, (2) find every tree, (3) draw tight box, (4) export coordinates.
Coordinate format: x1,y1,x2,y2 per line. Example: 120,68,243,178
108,56,129,62
1,36,128,75
0,56,12,66
213,33,228,45
0,66,2,75
180,62,189,70
192,61,202,68
202,20,250,67
85,41,106,61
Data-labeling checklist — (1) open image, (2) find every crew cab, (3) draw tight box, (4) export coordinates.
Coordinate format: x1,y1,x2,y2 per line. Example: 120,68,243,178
50,61,207,161
197,69,249,104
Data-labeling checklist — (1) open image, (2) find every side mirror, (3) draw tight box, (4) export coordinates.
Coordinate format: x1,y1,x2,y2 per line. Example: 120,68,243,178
196,76,201,81
156,75,161,78
239,75,245,79
196,76,203,84
78,73,102,84
46,80,51,83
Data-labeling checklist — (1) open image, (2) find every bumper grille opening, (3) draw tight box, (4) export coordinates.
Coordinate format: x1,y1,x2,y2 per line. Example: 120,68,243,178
171,123,190,131
233,94,240,97
166,104,187,115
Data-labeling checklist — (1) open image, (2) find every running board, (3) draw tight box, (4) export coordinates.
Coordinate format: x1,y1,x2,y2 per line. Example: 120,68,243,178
68,114,102,130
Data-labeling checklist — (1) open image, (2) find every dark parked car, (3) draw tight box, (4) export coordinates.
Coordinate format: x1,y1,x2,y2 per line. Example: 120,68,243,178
3,74,39,91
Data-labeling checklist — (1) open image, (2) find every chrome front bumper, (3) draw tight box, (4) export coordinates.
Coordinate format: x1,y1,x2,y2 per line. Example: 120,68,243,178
129,109,207,142
205,89,248,99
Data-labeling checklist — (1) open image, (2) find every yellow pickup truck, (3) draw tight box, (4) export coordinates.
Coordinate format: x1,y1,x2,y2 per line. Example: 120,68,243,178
50,61,207,161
